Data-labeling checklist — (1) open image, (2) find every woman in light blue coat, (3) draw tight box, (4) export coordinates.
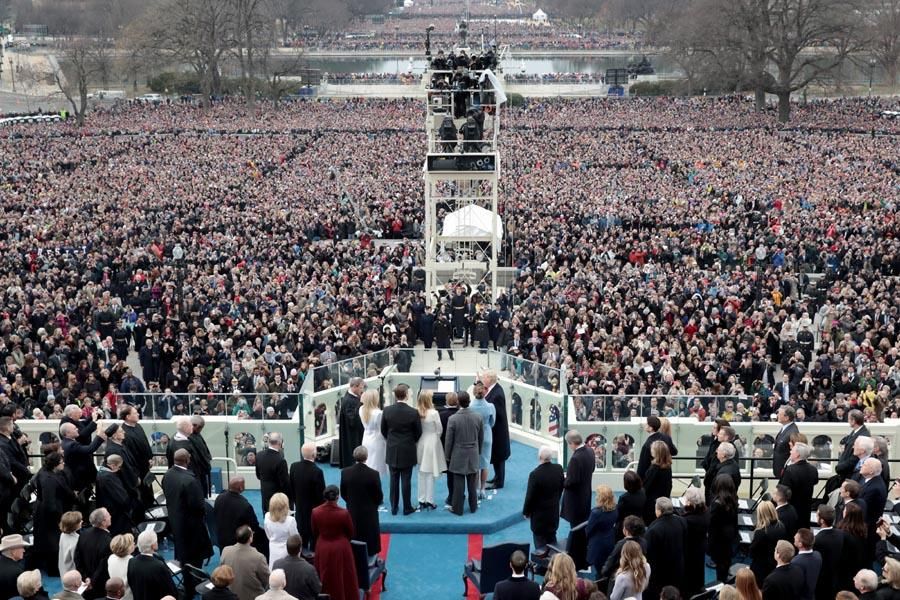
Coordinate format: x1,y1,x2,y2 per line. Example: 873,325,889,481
469,382,496,499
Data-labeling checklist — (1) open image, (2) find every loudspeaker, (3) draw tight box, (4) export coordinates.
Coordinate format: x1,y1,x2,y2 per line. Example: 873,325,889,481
329,439,341,466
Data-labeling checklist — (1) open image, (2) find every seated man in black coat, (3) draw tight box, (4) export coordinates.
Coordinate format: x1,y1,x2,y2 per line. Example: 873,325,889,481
763,540,804,600
127,530,177,600
213,476,260,550
493,550,540,600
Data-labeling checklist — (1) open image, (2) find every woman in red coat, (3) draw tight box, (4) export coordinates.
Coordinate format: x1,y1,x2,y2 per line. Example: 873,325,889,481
312,485,359,600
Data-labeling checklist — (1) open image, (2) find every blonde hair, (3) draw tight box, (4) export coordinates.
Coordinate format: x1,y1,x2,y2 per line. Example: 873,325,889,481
417,390,434,419
735,567,762,600
210,565,234,587
595,485,616,511
268,492,290,522
651,440,672,469
59,511,83,534
545,553,578,600
719,585,740,600
360,390,380,425
659,417,672,437
884,557,900,589
754,501,778,530
16,570,42,597
618,540,648,591
110,533,135,558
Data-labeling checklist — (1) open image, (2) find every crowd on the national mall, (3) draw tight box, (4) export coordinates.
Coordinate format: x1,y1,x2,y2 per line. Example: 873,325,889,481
1,92,900,600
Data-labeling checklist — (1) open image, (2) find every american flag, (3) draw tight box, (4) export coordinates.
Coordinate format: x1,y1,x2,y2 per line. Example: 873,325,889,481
549,404,560,437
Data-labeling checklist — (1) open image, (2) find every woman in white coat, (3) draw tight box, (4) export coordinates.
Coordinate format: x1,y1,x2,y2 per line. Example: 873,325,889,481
359,389,387,476
416,390,447,510
264,493,298,569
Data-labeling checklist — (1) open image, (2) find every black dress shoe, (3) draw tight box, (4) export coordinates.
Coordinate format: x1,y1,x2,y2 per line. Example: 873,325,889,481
449,508,463,516
486,479,496,485
391,507,398,516
485,484,503,490
403,507,417,516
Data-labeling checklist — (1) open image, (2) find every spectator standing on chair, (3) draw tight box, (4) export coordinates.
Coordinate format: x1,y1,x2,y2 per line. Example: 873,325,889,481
127,530,177,600
200,566,240,600
264,493,298,569
311,486,358,600
214,477,260,551
764,541,803,600
482,370,510,491
340,446,383,557
416,390,447,510
162,449,213,600
709,474,739,584
523,445,565,553
444,391,484,516
587,485,619,578
772,407,799,479
380,384,422,516
750,501,786,587
337,378,366,469
641,441,672,525
637,416,677,480
256,433,290,515
812,505,845,600
493,550,541,600
610,540,651,600
469,382,496,499
645,497,686,598
835,410,869,481
272,535,321,600
791,528,822,600
562,430,596,528
681,488,710,598
780,443,818,524
358,390,387,476
288,444,325,552
254,569,296,600
220,526,270,600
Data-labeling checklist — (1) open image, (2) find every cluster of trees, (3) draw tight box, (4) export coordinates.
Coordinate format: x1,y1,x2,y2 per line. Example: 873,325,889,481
543,0,899,121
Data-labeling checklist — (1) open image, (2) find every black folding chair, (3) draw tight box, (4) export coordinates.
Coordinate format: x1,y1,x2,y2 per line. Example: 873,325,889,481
350,540,387,599
463,541,529,598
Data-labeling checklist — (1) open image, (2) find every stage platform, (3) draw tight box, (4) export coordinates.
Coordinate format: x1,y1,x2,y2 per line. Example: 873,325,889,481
318,440,537,534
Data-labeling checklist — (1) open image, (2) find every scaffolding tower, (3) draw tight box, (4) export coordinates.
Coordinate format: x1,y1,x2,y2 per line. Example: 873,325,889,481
421,46,504,305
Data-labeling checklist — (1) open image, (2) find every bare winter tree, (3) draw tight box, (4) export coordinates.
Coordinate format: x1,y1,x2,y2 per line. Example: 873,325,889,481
50,38,112,125
862,0,900,85
229,0,277,106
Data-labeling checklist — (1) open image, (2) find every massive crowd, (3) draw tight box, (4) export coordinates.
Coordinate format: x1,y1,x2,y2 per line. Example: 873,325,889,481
0,94,898,430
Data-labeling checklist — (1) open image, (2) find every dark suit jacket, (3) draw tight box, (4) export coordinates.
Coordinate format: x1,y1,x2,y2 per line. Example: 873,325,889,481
493,575,541,600
764,564,804,600
777,503,800,540
637,431,677,479
437,405,459,449
255,447,289,514
645,512,687,597
289,460,325,547
0,554,24,600
380,402,422,469
74,527,111,599
836,426,870,479
122,422,153,478
484,383,511,464
162,465,212,564
340,462,383,555
813,527,846,600
271,555,322,600
95,467,133,536
213,490,260,549
561,445,594,525
860,476,888,531
62,436,104,486
127,553,178,600
773,422,799,477
792,550,823,600
0,434,30,490
716,458,742,492
61,416,97,445
522,461,564,536
781,460,819,525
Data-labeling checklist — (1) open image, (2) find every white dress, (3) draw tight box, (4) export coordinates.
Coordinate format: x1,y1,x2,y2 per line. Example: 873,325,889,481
360,407,387,475
417,409,447,475
264,513,299,569
107,554,133,600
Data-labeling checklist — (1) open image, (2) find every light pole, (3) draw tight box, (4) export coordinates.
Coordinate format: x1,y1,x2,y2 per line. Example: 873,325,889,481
8,57,14,92
869,58,877,97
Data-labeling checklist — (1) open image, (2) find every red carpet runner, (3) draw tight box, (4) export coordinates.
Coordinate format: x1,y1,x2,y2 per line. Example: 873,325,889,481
466,533,484,600
369,533,391,600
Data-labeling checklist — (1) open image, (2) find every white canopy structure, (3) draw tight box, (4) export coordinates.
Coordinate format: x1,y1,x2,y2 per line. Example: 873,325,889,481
532,8,548,22
441,204,503,241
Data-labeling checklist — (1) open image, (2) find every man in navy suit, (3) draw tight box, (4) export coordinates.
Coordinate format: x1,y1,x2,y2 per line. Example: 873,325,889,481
835,410,869,480
381,384,422,515
858,457,887,560
772,406,799,478
482,370,511,490
493,550,540,600
791,528,822,600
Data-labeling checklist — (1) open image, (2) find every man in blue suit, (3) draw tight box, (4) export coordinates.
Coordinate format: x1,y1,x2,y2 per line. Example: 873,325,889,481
858,457,887,561
493,550,540,600
791,528,822,600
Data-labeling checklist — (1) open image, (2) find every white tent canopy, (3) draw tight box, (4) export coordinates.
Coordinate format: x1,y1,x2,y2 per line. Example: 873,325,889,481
441,204,503,241
532,8,548,22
